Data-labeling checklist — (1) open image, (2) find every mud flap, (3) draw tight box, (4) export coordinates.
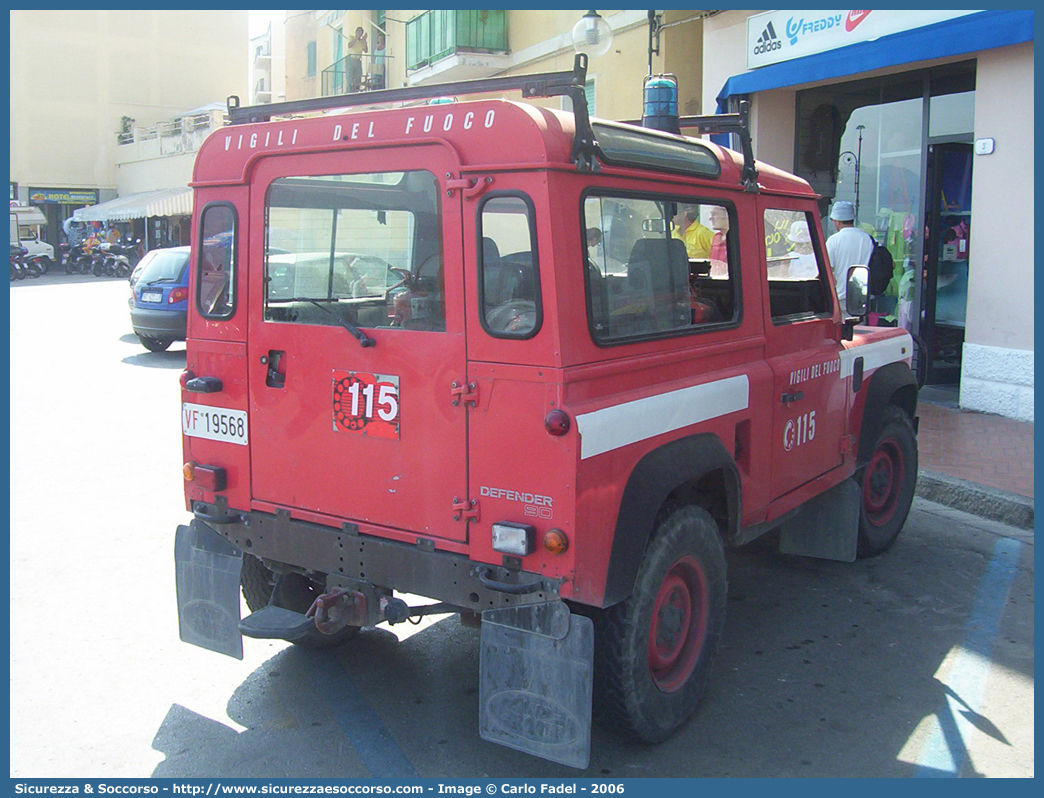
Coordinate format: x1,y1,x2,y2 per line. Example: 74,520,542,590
479,601,593,769
174,521,244,659
779,477,860,561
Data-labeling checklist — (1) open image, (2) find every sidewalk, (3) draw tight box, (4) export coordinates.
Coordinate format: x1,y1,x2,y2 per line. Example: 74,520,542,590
915,387,1034,529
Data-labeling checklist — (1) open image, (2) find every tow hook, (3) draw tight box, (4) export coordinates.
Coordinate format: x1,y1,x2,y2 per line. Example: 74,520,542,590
306,588,367,635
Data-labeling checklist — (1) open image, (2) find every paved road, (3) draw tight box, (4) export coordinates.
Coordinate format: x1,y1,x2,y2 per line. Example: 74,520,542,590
8,277,1034,779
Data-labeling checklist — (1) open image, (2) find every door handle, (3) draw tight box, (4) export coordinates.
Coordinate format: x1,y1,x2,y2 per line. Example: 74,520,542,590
781,390,804,404
263,350,285,389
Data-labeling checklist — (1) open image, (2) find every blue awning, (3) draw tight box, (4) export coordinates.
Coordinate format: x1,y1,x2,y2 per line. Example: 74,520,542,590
716,9,1035,112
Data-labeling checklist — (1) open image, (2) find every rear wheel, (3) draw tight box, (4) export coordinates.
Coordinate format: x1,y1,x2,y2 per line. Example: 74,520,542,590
856,405,918,558
241,553,358,649
593,505,727,742
138,335,172,352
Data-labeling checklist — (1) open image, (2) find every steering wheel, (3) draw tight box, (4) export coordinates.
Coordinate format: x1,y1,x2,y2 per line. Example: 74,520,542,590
486,299,537,333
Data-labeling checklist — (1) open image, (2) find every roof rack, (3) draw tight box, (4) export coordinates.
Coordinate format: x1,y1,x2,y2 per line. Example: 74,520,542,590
227,54,600,172
676,101,758,192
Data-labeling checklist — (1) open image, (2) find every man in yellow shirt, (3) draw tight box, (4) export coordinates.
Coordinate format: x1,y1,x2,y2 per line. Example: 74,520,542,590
671,204,713,259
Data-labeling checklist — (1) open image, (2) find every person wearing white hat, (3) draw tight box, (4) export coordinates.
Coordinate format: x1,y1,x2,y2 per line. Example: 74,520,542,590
826,200,873,305
786,219,819,279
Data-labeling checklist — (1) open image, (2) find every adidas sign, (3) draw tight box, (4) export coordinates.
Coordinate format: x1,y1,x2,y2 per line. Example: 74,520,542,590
753,21,782,55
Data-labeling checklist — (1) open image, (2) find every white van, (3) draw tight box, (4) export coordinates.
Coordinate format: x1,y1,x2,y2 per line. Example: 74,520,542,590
10,204,55,266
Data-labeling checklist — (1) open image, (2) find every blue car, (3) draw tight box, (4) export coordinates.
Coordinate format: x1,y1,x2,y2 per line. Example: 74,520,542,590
129,246,191,351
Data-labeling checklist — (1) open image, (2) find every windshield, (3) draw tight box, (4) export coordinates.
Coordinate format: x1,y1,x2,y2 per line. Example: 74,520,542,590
138,249,190,284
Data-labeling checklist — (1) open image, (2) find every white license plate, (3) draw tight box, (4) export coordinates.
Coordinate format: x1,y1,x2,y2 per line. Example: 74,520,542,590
182,403,248,445
141,292,163,303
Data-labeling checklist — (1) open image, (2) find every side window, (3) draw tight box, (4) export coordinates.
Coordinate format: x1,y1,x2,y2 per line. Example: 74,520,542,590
264,170,444,332
584,194,738,344
764,208,831,321
197,203,236,319
478,194,540,338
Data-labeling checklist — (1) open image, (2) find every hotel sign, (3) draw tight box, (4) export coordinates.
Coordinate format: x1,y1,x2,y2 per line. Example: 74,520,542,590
27,187,99,205
747,10,980,69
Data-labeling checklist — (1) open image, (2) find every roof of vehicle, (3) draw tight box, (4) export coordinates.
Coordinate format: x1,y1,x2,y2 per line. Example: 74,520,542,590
192,99,814,197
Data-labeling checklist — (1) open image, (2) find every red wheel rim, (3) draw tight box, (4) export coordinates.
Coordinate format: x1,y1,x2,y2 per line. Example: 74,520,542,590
647,555,709,693
864,437,904,526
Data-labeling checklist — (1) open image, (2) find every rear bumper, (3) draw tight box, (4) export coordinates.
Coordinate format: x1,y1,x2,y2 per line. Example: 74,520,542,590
187,502,562,611
130,306,186,339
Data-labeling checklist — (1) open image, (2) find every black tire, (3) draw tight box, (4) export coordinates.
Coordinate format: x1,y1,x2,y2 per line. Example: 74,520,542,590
137,335,172,352
241,554,358,649
37,256,51,275
241,552,279,613
856,405,918,558
593,505,727,743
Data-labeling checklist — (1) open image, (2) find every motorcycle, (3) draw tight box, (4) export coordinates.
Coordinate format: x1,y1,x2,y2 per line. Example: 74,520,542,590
64,236,99,275
100,240,135,278
10,244,38,280
26,252,49,277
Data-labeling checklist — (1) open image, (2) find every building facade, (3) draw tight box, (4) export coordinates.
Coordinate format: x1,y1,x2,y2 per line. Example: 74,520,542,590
9,10,249,247
279,10,707,123
270,9,1035,421
703,10,1034,421
251,20,287,105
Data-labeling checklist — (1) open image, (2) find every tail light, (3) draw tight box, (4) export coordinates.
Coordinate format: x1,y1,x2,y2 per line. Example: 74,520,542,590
183,461,227,492
169,287,189,304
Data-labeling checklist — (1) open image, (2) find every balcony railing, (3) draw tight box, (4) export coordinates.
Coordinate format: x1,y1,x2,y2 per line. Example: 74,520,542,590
115,110,227,161
406,9,507,71
321,54,392,96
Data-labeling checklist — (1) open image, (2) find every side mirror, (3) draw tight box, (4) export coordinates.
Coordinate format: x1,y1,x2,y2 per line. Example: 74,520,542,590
846,265,869,318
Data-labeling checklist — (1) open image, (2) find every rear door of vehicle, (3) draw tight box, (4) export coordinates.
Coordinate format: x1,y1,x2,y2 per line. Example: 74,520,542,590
247,145,469,541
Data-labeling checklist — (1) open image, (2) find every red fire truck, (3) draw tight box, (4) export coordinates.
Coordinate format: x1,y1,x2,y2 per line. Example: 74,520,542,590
175,56,918,768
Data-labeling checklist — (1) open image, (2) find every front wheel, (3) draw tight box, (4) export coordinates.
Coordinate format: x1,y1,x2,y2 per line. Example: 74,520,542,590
593,505,727,743
856,405,918,558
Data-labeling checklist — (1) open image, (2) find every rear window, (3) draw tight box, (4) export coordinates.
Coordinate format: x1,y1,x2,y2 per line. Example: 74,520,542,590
264,170,444,332
137,249,189,285
197,204,237,319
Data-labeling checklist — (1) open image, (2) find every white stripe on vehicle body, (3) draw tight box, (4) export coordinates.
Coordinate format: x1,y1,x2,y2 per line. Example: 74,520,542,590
575,375,750,460
839,333,912,378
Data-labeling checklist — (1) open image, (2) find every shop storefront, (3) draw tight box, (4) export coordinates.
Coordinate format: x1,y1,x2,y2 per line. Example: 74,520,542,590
26,186,101,250
707,9,1034,420
72,187,193,252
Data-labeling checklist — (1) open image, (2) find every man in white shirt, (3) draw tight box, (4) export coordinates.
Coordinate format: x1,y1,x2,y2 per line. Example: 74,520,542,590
826,200,873,307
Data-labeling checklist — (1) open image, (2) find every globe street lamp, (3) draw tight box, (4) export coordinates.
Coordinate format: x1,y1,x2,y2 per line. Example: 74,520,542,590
572,10,613,57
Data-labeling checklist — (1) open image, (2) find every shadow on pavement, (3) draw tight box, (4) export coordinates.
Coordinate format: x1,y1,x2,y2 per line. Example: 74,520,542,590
122,348,186,368
150,513,1033,779
9,272,129,287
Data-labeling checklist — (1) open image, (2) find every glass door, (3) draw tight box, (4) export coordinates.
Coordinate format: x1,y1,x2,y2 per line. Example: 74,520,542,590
923,142,973,384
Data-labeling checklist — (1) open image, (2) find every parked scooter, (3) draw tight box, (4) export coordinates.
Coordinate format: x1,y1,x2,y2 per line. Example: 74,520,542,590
11,244,26,280
26,252,48,277
10,244,40,280
99,239,136,277
64,235,100,275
